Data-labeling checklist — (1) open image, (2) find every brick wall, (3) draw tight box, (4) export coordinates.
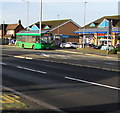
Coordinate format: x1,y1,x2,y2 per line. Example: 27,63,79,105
51,21,80,36
68,38,79,43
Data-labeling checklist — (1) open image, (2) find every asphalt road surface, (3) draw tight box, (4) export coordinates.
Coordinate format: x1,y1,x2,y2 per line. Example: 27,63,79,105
1,45,119,71
1,45,120,113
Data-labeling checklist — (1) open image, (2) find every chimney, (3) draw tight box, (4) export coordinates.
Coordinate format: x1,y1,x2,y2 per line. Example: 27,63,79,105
18,20,21,25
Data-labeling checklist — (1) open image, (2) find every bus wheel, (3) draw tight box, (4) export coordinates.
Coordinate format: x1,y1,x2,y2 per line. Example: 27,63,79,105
22,44,24,49
32,45,35,49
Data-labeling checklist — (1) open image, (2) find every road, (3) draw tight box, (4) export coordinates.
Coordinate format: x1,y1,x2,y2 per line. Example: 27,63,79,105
1,45,119,71
1,45,120,113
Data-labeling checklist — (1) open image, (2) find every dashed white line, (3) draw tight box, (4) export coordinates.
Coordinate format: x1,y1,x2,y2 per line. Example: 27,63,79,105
0,62,7,65
87,60,97,63
41,53,50,57
104,62,115,65
87,61,116,65
17,66,47,74
65,76,120,91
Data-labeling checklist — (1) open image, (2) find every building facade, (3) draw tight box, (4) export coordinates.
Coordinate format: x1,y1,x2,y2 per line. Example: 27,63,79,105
0,20,24,39
27,19,81,44
0,24,8,39
0,20,24,44
74,15,120,46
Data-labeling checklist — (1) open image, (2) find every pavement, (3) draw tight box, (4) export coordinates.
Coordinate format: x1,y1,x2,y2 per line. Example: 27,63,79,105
1,86,66,113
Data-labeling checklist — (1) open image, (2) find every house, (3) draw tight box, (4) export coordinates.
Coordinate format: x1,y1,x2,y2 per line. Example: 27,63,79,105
0,20,24,44
27,19,81,43
74,15,120,46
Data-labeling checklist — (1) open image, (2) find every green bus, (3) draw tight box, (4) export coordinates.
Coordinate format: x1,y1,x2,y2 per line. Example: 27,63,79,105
16,31,55,49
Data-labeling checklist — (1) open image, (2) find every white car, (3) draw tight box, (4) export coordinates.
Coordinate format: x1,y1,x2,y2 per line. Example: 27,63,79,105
101,45,114,50
60,42,80,48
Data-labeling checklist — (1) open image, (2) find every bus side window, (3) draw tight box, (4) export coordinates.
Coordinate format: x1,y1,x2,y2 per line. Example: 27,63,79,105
36,36,40,43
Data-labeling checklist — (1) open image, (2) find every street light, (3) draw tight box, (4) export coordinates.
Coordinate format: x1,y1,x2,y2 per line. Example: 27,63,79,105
2,21,5,39
57,14,60,34
39,0,42,35
83,2,87,48
107,19,112,53
39,0,42,45
22,0,29,30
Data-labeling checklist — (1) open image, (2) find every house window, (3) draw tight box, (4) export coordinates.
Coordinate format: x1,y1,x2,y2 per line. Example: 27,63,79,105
7,30,14,35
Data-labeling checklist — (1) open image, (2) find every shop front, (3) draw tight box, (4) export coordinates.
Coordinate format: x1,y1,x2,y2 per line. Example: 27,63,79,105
74,27,120,46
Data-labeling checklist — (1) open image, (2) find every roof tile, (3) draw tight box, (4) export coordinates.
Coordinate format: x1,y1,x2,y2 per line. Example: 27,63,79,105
6,24,18,30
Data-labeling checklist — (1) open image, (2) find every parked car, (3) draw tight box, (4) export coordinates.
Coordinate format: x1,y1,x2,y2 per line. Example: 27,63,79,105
101,45,115,50
115,43,120,48
85,43,95,48
60,43,66,48
60,42,80,49
93,45,103,49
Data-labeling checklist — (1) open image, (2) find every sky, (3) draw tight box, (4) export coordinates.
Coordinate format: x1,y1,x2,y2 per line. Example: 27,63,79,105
0,0,119,28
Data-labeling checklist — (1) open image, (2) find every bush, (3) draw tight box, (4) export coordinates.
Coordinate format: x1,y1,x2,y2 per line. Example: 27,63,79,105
108,48,117,54
116,46,120,51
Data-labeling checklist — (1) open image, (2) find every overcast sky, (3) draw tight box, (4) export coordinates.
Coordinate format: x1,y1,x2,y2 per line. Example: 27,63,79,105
0,0,119,27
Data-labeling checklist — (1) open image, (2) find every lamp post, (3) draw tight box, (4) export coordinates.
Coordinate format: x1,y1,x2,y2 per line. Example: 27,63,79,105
39,0,42,45
57,14,60,35
107,19,112,53
2,21,5,39
83,2,87,48
39,0,42,35
22,0,29,30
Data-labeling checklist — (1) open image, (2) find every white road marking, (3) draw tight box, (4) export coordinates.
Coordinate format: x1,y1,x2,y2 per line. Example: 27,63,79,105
41,53,50,57
65,76,120,91
52,55,69,59
104,62,115,65
0,62,7,65
87,60,97,63
17,66,47,74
